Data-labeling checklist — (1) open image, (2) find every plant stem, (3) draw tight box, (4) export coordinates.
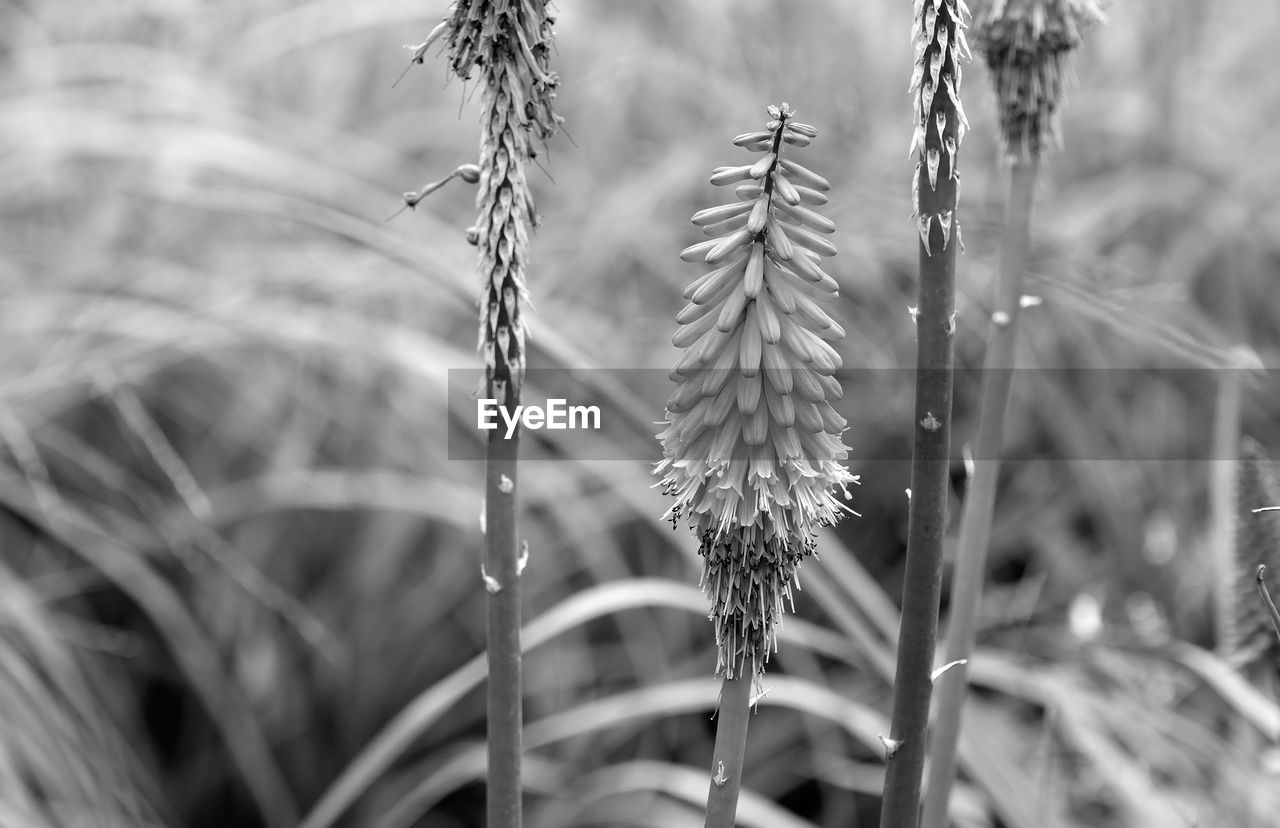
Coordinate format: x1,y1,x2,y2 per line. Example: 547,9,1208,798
920,156,1039,828
1210,354,1244,653
880,237,956,828
1209,183,1247,653
878,229,956,828
486,418,522,827
441,4,560,823
880,2,965,823
704,666,753,828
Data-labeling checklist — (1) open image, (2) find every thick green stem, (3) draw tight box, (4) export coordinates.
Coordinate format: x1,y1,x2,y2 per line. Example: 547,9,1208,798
920,156,1038,828
704,668,753,828
486,415,522,828
446,4,557,823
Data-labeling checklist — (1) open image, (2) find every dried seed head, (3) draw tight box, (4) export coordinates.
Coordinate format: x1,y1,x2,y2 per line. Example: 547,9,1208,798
444,0,563,402
968,0,1107,160
657,105,857,679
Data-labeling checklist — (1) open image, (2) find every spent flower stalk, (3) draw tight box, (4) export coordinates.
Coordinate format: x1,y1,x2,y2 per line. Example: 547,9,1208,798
416,2,562,826
880,1,970,826
921,4,1104,827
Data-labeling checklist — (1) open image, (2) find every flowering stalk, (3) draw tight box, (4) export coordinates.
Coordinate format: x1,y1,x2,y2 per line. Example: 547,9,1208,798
440,2,560,826
879,2,970,826
921,4,1103,827
656,103,856,828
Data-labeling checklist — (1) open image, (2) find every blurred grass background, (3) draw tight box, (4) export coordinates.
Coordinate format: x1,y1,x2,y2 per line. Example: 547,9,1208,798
2,0,1280,826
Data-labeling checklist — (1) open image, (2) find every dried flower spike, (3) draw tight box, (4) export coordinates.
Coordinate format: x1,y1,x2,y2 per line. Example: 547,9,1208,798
444,0,563,402
657,104,857,681
969,0,1107,161
910,0,970,254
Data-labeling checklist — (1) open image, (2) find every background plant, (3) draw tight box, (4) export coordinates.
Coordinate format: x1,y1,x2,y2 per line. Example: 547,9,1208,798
1225,440,1280,688
2,1,1280,826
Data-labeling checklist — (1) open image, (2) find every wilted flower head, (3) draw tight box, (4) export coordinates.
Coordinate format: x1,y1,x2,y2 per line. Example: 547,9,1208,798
655,104,857,679
969,0,1106,161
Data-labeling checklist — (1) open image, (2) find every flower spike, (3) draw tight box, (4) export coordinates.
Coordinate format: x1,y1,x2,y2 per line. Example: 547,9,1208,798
657,105,857,680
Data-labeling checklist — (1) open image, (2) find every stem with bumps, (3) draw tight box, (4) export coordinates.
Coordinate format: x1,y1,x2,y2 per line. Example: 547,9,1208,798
443,2,561,825
920,155,1037,828
880,2,968,826
921,4,1104,823
483,430,522,827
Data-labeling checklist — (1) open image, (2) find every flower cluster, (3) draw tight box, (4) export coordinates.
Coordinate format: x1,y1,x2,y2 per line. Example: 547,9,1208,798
969,0,1107,161
656,104,857,680
910,0,971,257
444,0,562,403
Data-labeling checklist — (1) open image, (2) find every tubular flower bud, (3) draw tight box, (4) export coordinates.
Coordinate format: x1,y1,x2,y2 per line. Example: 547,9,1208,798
969,0,1107,161
445,0,563,401
656,104,857,680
